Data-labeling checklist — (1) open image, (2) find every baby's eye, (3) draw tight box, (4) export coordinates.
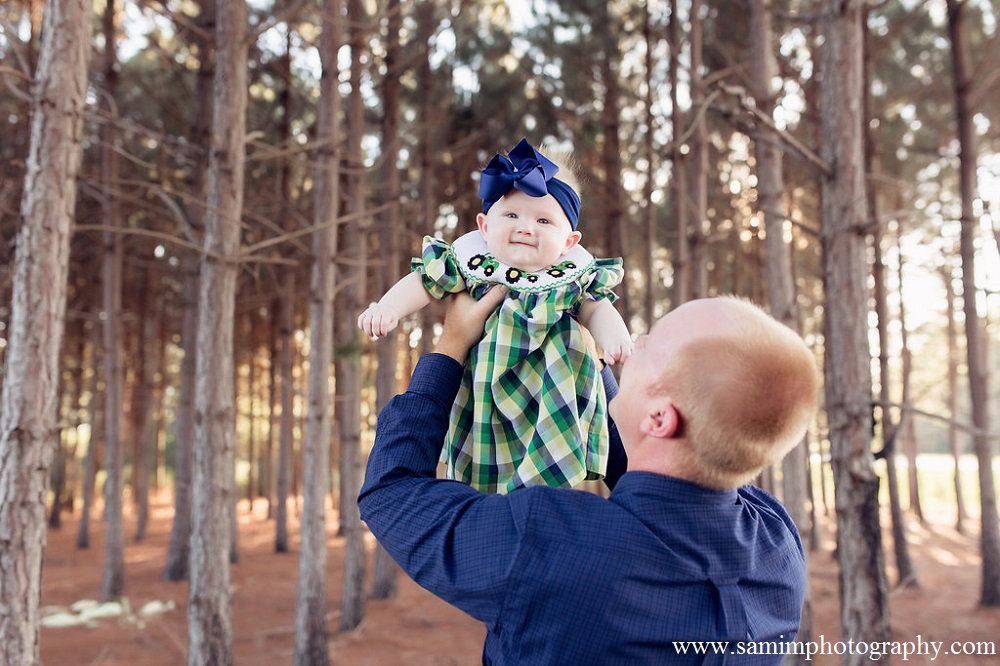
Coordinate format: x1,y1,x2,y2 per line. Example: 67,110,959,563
505,212,518,219
537,218,551,225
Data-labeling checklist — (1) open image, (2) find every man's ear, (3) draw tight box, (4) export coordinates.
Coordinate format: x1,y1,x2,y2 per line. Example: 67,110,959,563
641,400,681,439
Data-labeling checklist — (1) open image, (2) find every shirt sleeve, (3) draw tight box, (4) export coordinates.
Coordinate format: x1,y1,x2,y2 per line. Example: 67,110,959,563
357,353,519,624
600,364,628,491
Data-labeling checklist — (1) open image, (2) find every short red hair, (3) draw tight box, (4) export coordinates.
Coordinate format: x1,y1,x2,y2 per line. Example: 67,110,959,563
656,297,819,489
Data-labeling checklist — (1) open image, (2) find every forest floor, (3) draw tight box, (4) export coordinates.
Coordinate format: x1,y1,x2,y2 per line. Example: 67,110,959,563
39,493,1000,665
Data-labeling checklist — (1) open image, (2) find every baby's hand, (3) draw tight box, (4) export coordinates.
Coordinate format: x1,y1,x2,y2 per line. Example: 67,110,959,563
358,303,400,340
603,338,634,367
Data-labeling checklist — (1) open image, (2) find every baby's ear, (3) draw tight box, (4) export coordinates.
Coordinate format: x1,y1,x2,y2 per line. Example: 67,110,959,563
476,212,488,235
562,230,582,254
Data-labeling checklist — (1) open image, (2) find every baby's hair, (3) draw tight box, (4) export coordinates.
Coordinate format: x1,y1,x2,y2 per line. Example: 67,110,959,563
539,145,583,197
483,141,584,197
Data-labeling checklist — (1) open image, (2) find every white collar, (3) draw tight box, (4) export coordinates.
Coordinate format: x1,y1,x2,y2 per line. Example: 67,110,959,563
450,231,596,291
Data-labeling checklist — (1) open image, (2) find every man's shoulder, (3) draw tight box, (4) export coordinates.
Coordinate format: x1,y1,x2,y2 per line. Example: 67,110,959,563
737,483,795,519
737,484,806,558
504,485,635,546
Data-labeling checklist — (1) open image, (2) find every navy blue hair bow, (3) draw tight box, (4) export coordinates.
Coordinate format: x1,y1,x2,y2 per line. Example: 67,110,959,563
479,138,581,229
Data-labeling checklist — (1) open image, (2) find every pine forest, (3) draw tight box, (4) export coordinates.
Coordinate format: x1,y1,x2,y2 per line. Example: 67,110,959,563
1,1,999,664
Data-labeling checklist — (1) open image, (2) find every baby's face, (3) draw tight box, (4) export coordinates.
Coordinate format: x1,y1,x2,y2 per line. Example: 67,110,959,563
476,189,581,273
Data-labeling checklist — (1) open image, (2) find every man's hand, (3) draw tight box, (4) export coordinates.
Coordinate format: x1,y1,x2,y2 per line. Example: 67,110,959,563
435,287,507,363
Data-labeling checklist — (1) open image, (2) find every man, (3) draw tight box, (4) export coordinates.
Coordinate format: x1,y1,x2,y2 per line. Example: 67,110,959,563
358,289,819,664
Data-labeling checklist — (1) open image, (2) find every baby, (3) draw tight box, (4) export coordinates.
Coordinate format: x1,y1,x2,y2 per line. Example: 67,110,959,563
359,138,632,493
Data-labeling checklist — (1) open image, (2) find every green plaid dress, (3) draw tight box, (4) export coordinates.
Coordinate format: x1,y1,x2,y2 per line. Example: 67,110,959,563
413,232,624,494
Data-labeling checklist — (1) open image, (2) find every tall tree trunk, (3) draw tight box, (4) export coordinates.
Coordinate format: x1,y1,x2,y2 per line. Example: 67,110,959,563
49,334,78,528
370,0,402,602
688,0,708,299
274,273,295,553
99,0,126,602
0,0,91,661
819,1,891,659
133,263,163,541
165,258,199,580
77,313,104,549
244,313,257,513
941,264,968,534
339,0,368,630
48,404,68,528
274,23,297,554
187,0,248,660
864,14,917,589
895,229,922,524
597,2,628,320
748,2,813,659
415,0,437,357
946,0,1000,608
265,305,278,519
165,0,214,582
293,0,341,662
668,0,689,306
641,2,658,328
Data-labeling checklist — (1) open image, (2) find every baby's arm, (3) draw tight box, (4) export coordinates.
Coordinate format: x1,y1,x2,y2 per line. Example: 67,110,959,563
577,299,633,366
358,272,433,339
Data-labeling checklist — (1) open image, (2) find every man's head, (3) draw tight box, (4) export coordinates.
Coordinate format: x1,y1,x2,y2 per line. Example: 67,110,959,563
609,296,819,490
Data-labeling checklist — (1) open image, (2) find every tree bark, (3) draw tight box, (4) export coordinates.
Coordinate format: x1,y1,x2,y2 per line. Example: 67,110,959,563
133,263,163,542
668,0,689,306
99,0,126,602
748,2,814,659
946,0,1000,608
340,0,368,631
0,0,91,662
293,1,341,662
688,0,709,299
164,257,199,580
941,264,968,534
274,272,295,553
864,13,918,590
370,0,402,602
187,0,248,661
165,0,214,583
596,2,629,321
641,2,658,328
819,1,891,660
895,228,923,525
77,312,104,549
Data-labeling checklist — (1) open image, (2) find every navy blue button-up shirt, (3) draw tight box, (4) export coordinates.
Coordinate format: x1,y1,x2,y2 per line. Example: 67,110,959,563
358,354,806,664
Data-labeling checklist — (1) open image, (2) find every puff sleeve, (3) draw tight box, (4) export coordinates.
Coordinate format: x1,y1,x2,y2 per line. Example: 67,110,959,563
410,235,467,300
579,257,624,303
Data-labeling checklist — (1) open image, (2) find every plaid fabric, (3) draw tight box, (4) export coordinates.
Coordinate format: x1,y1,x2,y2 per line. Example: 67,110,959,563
412,233,624,494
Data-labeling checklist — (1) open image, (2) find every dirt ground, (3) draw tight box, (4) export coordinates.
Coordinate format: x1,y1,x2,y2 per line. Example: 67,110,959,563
39,495,999,665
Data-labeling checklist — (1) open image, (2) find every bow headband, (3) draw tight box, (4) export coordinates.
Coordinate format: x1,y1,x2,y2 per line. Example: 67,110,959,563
479,138,582,229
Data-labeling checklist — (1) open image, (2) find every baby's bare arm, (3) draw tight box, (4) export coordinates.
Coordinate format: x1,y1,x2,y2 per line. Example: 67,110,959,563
358,272,433,339
577,299,633,366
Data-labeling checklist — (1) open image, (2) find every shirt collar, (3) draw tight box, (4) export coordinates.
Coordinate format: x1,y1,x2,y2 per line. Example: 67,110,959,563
611,471,741,506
